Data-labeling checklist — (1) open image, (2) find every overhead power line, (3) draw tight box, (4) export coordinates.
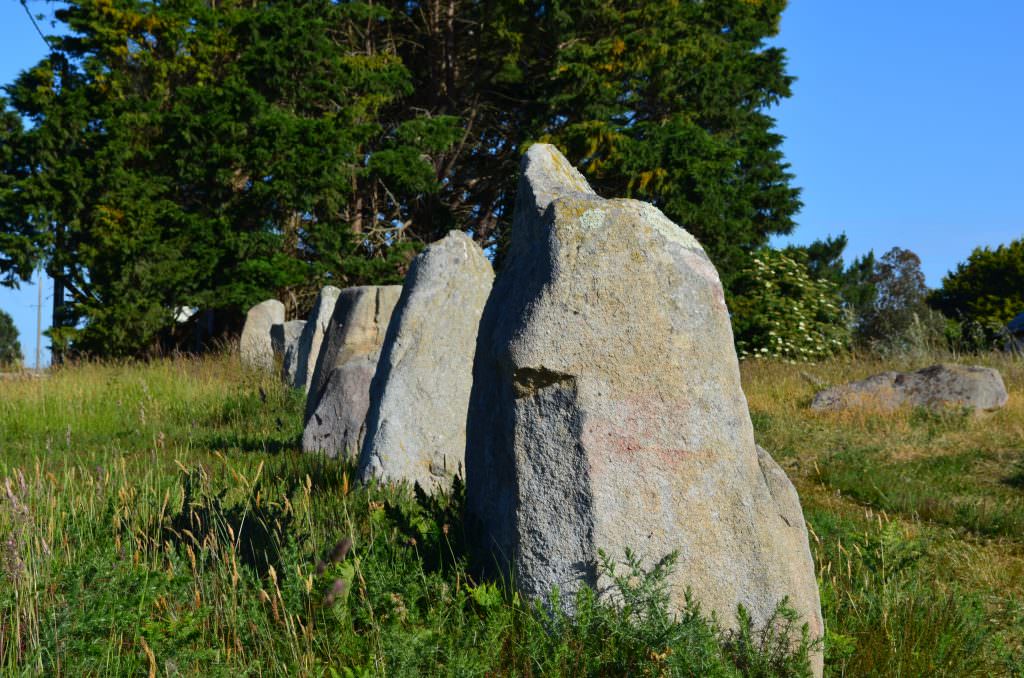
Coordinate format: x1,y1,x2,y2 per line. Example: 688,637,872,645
17,0,49,48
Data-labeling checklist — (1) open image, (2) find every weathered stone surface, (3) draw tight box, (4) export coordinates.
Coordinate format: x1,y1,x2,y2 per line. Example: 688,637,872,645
358,231,494,492
811,363,1008,413
240,299,284,371
465,144,823,673
294,286,342,391
303,286,402,459
278,320,307,386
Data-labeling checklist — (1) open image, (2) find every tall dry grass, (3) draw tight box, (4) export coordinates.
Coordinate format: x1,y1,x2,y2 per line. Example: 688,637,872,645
0,353,816,676
742,349,1024,675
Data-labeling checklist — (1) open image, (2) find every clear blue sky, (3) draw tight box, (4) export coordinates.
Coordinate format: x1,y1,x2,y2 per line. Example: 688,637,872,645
769,1,1024,277
1,0,1022,366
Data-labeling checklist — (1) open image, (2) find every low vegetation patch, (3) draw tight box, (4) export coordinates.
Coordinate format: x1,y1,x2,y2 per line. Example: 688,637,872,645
2,351,1021,674
744,352,1024,675
1,356,816,676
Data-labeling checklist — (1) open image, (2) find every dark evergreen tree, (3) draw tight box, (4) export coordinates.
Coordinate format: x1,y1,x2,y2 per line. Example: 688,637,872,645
386,0,801,285
533,0,800,287
0,309,21,368
840,251,879,335
1,0,459,356
787,235,847,281
0,0,802,357
0,101,37,288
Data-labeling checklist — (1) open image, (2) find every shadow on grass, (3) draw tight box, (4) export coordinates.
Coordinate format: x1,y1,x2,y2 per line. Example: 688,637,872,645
1004,462,1024,490
160,468,301,578
816,448,1024,538
262,452,354,495
382,476,468,575
195,432,301,455
153,451,468,584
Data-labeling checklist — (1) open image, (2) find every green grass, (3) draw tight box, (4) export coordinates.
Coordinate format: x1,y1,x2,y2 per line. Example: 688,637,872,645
0,355,815,676
815,445,1024,538
4,351,1023,675
743,352,1024,676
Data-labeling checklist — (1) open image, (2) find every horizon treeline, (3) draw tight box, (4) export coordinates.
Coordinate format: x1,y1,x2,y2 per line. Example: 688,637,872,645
0,0,799,357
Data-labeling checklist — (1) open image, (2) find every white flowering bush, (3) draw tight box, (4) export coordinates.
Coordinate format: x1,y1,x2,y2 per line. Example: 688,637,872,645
729,248,851,361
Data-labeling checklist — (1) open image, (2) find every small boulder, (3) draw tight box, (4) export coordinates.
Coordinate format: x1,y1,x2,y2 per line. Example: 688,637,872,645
240,299,284,371
303,286,402,459
465,144,823,674
811,363,1008,413
294,286,342,391
359,231,494,493
277,320,307,386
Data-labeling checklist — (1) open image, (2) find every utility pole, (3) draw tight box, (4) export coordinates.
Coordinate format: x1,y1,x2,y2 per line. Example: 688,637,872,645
36,263,42,370
51,218,65,365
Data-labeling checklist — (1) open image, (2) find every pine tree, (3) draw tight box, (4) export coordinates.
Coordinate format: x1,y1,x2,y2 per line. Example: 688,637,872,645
1,0,802,356
379,0,801,280
0,309,21,368
1,0,459,356
537,0,800,288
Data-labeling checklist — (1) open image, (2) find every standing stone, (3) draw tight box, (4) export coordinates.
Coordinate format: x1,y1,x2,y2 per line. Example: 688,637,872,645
1006,311,1024,353
294,286,342,391
811,363,1008,414
303,286,402,459
278,320,307,386
359,232,494,493
466,144,823,674
240,299,284,371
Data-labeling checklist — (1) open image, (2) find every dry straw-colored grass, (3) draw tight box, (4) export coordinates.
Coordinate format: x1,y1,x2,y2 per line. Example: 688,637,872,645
741,350,1024,674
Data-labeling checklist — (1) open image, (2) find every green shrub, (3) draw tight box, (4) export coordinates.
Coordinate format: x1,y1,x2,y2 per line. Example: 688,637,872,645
930,237,1024,332
730,248,850,361
810,513,992,677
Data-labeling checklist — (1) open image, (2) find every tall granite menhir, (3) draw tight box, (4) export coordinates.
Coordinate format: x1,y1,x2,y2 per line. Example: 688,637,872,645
294,286,341,392
359,231,494,493
465,144,823,674
303,286,402,459
240,299,284,371
277,320,307,385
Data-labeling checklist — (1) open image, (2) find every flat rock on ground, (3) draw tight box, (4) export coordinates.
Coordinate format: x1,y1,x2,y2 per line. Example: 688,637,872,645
359,231,494,493
303,285,402,459
811,363,1008,413
465,144,823,675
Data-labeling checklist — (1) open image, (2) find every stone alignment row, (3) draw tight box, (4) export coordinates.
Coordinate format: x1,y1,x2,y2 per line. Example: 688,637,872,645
238,145,824,676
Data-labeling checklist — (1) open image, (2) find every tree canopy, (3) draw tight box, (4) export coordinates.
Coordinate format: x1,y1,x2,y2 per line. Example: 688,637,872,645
0,309,22,368
930,238,1024,332
0,0,800,357
783,234,876,332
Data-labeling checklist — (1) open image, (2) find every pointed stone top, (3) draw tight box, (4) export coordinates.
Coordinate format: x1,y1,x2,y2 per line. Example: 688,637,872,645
249,298,284,314
517,144,596,217
437,229,478,249
515,143,705,254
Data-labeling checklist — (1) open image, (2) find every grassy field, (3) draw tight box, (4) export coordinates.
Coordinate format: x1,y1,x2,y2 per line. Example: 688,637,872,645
744,353,1024,676
0,352,1021,675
